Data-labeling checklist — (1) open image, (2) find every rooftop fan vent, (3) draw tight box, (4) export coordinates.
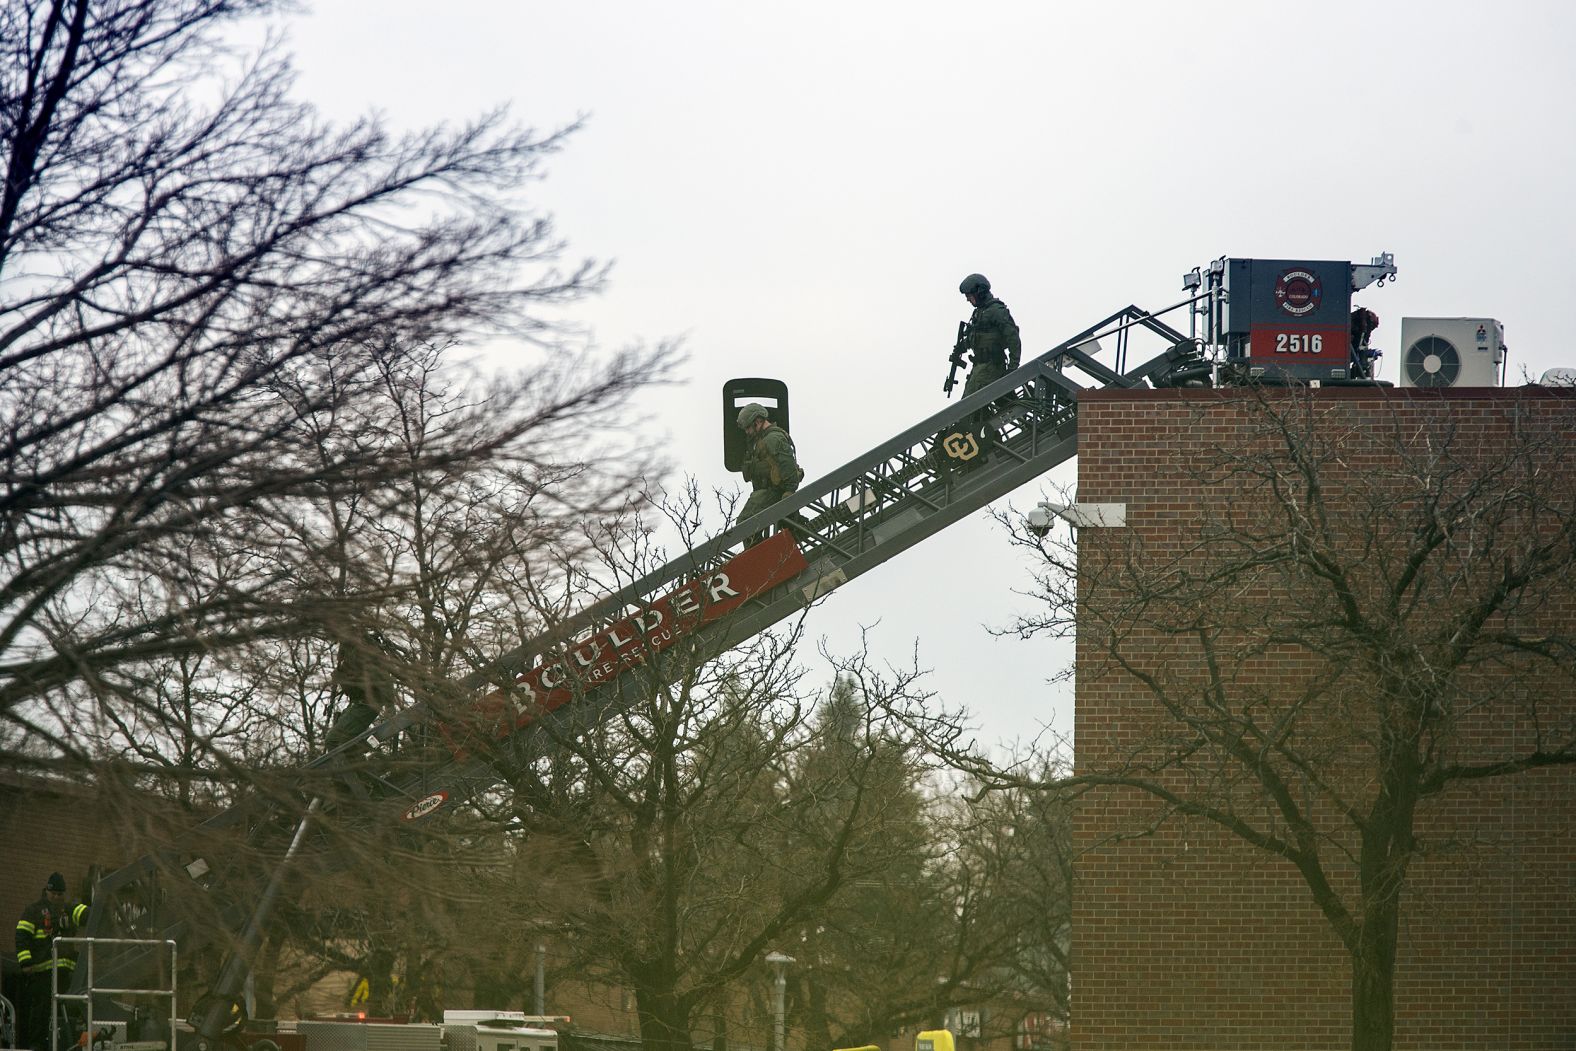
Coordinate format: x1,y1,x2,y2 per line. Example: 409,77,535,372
1404,335,1460,388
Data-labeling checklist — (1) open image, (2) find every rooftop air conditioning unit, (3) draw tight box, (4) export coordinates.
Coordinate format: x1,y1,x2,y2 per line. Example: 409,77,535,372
1398,317,1504,388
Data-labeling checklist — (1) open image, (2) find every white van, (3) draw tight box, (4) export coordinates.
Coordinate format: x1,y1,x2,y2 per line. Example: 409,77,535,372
439,1013,558,1051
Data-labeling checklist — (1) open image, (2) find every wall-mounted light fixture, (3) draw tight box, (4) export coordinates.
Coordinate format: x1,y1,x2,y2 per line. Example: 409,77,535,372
1025,501,1127,536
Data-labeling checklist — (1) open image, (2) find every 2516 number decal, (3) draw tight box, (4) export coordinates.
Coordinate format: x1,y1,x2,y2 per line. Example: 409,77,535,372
1275,332,1324,354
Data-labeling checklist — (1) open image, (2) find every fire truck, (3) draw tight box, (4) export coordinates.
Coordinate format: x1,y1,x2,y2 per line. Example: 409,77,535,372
73,250,1476,1051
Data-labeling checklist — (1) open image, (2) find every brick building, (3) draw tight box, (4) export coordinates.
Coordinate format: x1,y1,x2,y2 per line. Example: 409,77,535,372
0,772,125,1015
1069,386,1576,1050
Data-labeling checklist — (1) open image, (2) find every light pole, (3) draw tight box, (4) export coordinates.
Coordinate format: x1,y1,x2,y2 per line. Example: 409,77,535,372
534,941,546,1015
764,951,795,1051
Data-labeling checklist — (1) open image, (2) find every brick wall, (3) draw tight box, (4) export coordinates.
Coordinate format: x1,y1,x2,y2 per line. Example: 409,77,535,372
1070,387,1576,1050
0,772,126,1009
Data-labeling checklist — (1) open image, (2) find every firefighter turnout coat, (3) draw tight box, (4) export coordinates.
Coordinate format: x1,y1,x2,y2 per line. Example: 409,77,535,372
15,895,88,978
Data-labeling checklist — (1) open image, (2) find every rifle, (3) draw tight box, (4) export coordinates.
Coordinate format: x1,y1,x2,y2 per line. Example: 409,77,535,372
943,320,969,398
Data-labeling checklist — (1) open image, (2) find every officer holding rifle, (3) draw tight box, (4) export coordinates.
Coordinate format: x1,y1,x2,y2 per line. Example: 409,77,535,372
949,273,1022,399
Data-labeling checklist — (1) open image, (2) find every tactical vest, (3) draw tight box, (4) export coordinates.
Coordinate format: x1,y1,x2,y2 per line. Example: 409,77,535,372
969,298,1015,368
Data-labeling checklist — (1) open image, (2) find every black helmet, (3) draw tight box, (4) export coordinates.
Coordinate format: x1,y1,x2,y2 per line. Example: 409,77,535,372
736,403,769,428
959,273,991,296
46,872,66,892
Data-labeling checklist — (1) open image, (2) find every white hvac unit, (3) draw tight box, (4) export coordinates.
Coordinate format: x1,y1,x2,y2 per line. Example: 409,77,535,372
1398,317,1505,388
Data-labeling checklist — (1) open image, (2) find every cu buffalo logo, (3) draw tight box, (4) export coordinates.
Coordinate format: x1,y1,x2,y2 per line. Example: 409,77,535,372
401,791,449,822
1273,268,1323,317
941,431,981,461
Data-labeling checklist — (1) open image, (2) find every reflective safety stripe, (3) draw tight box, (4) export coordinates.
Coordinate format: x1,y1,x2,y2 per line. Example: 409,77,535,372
17,920,36,934
18,950,32,964
72,904,88,924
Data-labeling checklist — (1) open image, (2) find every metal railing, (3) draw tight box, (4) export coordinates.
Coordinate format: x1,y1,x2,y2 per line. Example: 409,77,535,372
54,937,178,1051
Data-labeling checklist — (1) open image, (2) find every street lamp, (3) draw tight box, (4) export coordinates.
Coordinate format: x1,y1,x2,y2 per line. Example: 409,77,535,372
764,951,795,1051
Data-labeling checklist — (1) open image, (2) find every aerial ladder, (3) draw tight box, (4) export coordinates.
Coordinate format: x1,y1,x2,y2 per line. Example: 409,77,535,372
74,297,1211,1051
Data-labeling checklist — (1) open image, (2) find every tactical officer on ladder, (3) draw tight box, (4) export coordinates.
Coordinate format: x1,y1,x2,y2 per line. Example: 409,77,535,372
735,403,804,542
325,630,398,754
942,274,1024,464
14,873,88,1051
956,273,1022,398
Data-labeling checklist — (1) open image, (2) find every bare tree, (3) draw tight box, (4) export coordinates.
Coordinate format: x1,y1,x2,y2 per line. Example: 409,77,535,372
226,344,664,1021
1,8,680,1035
410,493,932,1051
0,0,672,759
1001,387,1576,1051
57,334,668,1025
947,769,1072,1036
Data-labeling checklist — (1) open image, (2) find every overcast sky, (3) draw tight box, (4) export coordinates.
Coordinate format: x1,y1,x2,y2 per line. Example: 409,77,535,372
285,1,1576,754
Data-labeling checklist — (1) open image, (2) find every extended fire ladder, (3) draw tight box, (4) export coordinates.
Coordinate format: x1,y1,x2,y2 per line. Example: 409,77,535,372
77,299,1206,1048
